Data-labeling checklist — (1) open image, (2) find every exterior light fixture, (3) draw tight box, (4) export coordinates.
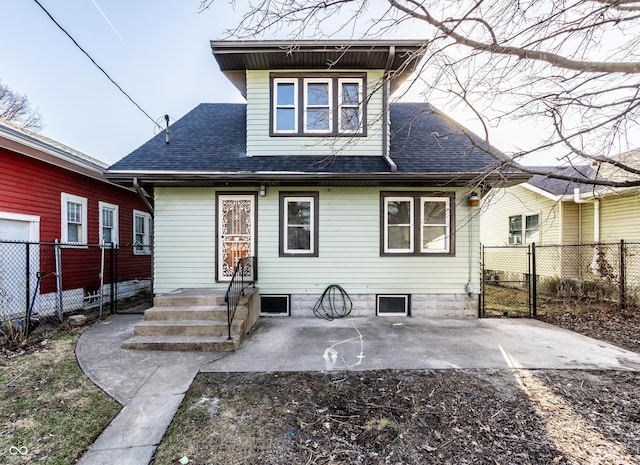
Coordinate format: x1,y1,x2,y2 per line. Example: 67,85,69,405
259,185,266,196
468,192,480,207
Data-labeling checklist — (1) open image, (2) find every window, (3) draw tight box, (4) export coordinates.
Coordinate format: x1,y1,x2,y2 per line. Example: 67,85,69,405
377,295,410,316
525,214,539,243
271,73,365,136
260,295,290,316
133,210,152,255
382,192,454,255
274,78,297,132
280,192,319,256
509,213,539,244
99,202,119,245
421,198,450,253
304,78,332,133
338,78,362,133
61,193,87,245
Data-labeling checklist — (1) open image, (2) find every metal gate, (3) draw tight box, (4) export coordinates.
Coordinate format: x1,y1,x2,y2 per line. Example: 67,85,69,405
481,244,535,318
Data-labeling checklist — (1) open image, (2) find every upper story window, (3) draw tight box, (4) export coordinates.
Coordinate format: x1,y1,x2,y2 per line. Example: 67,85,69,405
61,193,87,245
271,73,366,136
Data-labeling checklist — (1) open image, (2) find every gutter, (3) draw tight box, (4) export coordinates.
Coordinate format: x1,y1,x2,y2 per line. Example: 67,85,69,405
134,177,154,217
382,45,397,173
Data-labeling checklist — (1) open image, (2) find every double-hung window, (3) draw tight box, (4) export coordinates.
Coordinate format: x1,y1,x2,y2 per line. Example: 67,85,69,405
133,210,152,255
99,202,119,245
274,78,297,133
382,192,454,255
304,78,332,133
280,192,319,256
338,78,362,133
271,73,365,136
61,193,87,245
509,213,539,244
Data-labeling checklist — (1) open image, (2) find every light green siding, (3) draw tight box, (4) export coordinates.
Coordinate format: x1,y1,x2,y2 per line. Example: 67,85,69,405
153,186,480,297
246,69,385,157
259,187,478,295
154,187,217,293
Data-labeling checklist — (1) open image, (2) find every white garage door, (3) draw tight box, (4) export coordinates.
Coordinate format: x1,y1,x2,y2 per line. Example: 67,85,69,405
0,215,39,319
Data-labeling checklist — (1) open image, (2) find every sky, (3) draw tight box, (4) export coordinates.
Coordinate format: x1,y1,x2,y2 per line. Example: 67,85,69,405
1,1,567,166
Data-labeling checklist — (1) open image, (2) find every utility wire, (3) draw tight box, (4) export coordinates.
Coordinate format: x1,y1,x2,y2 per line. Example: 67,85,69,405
32,0,162,130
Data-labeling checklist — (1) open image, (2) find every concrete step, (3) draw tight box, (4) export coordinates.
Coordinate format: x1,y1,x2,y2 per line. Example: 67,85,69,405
144,305,247,321
121,334,240,352
153,288,250,308
133,319,243,337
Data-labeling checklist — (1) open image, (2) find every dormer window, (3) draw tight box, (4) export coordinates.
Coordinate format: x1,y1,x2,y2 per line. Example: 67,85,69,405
271,73,366,136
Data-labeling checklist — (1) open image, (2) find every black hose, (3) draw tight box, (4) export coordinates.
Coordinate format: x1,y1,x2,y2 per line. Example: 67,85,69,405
312,284,353,320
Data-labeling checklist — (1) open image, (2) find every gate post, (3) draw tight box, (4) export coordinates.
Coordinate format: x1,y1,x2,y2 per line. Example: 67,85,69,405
110,243,116,314
530,242,537,318
24,242,31,334
620,239,626,311
479,244,485,318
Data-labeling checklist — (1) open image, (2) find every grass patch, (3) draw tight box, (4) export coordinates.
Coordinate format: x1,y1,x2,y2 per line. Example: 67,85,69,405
482,284,531,317
0,329,120,464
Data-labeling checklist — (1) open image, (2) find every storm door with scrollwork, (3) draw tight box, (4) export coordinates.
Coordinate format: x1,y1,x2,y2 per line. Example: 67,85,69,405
217,195,255,281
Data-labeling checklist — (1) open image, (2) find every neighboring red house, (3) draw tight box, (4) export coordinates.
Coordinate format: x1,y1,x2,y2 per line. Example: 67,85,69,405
0,120,152,320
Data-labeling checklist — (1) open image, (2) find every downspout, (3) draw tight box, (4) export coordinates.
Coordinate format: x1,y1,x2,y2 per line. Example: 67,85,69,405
134,177,154,217
382,45,397,173
573,188,599,242
573,187,601,274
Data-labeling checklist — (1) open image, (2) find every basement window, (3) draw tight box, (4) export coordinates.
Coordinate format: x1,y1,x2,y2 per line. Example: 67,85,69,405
260,295,290,316
377,294,410,316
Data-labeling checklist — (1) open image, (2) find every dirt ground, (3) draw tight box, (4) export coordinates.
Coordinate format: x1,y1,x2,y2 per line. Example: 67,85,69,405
153,310,640,465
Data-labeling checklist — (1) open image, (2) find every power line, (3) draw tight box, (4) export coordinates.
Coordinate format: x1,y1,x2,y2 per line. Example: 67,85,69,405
32,0,161,130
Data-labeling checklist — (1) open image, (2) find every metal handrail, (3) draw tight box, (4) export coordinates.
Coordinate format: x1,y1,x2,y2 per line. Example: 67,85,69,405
224,256,256,340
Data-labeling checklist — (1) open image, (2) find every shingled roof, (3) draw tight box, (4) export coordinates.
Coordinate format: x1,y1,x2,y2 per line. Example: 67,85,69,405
106,102,527,187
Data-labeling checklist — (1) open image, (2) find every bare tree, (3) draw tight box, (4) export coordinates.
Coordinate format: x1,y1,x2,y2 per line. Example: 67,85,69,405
0,80,43,131
201,0,640,187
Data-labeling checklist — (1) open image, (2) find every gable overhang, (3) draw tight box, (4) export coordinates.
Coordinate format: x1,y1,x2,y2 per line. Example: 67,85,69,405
210,40,425,97
0,124,107,181
521,182,563,201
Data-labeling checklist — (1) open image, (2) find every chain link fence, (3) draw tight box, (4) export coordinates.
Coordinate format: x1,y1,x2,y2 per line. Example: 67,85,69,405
481,241,640,318
0,240,152,345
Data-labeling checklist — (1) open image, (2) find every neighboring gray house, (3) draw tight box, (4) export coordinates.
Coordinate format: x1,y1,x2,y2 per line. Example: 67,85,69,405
107,40,526,319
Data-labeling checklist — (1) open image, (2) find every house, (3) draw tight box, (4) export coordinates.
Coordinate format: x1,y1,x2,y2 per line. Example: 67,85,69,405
480,154,640,298
481,154,640,246
106,40,527,321
0,120,153,321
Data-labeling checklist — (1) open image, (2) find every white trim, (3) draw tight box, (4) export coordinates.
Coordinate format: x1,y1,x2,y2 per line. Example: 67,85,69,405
377,294,409,316
273,78,298,133
133,209,152,255
98,201,119,245
384,196,414,253
521,183,562,201
61,193,88,245
303,77,333,133
420,196,450,253
0,211,40,242
217,195,255,281
283,196,315,254
338,78,364,134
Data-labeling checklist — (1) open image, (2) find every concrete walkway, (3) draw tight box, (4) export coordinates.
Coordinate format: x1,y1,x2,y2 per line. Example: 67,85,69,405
75,314,640,465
